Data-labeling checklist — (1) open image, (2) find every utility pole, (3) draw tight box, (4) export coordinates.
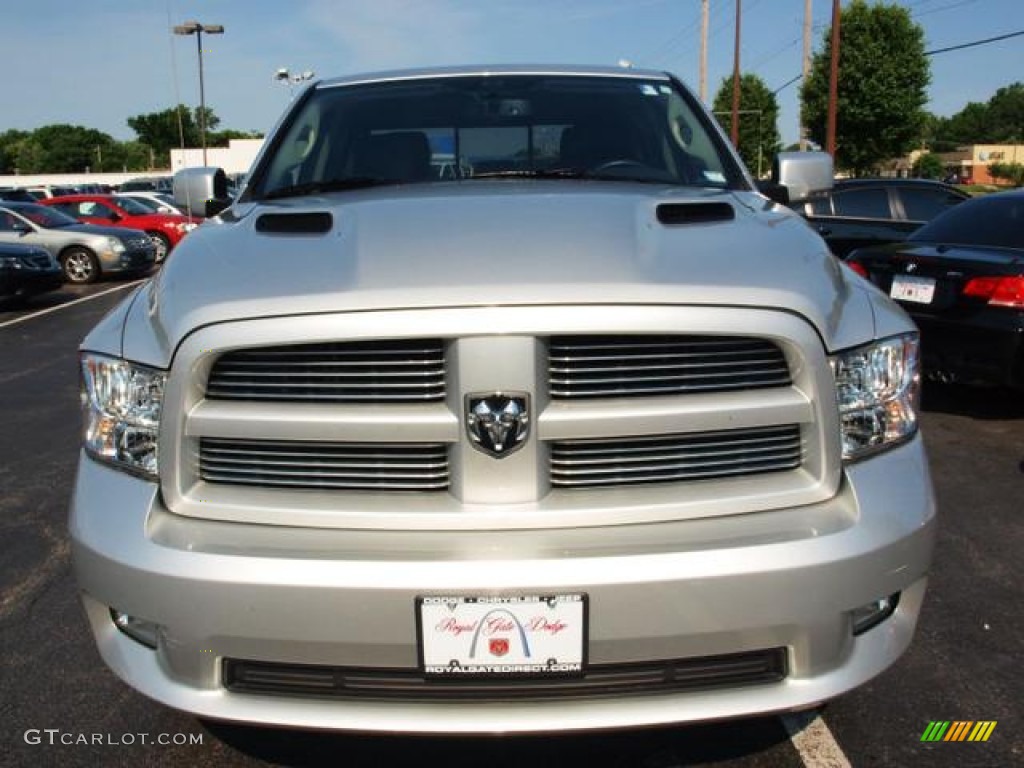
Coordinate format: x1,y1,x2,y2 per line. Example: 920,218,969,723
731,0,742,147
800,0,812,150
826,0,841,158
699,0,710,102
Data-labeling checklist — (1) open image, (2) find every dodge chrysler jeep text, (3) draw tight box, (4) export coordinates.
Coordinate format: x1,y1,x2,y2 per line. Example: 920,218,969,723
71,65,935,733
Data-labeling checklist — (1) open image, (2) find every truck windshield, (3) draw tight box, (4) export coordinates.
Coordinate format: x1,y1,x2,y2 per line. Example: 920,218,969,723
253,73,743,200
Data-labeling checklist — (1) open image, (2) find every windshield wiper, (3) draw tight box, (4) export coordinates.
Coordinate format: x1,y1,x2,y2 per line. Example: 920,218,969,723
259,177,395,201
467,167,677,184
468,168,586,180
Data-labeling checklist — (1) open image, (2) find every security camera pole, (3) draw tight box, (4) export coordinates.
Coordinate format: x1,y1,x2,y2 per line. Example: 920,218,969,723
173,20,225,166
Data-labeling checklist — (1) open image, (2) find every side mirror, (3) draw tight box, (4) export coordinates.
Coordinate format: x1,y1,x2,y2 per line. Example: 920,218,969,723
173,166,231,218
761,151,834,205
109,212,122,222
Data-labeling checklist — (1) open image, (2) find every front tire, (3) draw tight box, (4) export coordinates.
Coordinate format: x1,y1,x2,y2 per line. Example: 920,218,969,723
148,232,171,263
61,247,100,284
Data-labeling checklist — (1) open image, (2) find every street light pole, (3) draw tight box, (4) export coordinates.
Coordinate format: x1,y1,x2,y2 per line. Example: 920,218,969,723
173,20,224,166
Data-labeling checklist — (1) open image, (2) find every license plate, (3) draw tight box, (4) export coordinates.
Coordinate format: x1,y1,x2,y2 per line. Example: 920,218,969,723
890,274,936,304
417,594,587,677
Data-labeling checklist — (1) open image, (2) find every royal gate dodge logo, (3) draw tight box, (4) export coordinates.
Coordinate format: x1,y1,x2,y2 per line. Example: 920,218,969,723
465,392,530,458
920,721,997,742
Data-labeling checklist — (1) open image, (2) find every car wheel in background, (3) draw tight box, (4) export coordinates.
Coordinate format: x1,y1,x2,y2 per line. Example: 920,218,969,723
147,232,171,263
60,247,100,284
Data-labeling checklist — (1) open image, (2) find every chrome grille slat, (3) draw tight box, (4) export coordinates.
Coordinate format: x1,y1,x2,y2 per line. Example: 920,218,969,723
207,340,446,403
549,335,790,399
199,438,450,491
557,442,801,466
551,425,802,488
549,367,789,384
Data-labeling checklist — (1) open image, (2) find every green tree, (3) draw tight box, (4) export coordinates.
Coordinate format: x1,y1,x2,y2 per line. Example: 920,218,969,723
103,141,156,172
712,74,781,178
207,128,264,147
937,83,1024,146
938,101,991,146
988,162,1024,186
0,130,30,173
10,137,46,174
801,0,929,175
912,152,944,179
126,105,222,160
985,83,1024,143
30,125,117,173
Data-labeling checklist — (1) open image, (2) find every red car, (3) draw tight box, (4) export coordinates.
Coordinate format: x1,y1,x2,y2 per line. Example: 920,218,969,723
40,194,200,263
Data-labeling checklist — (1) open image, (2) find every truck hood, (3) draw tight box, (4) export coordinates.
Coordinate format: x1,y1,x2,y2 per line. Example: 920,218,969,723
119,183,883,365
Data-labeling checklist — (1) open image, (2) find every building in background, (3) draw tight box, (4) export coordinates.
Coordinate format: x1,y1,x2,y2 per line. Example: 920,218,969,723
170,138,264,176
938,144,1024,185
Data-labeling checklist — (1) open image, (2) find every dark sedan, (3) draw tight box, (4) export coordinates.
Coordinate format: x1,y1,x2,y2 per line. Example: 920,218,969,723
793,178,970,258
0,241,63,302
846,189,1024,389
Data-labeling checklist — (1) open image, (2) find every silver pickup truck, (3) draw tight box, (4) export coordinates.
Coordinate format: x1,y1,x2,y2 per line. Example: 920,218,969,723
71,65,934,733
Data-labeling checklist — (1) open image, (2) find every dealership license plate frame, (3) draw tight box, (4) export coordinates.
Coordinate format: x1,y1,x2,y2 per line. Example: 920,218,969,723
416,594,588,678
890,273,936,304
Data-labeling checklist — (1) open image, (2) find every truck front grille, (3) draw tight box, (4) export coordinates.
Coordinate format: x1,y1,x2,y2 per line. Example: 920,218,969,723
549,335,790,398
172,309,833,527
206,339,446,403
199,438,450,491
550,425,803,488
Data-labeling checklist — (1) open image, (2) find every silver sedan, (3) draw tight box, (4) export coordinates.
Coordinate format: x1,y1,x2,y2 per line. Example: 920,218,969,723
0,202,155,284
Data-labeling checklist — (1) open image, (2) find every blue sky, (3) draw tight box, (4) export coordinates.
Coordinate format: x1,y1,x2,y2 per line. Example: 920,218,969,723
3,0,1022,147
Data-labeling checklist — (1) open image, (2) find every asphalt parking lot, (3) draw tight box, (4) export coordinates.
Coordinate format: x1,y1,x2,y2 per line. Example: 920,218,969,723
0,282,1020,768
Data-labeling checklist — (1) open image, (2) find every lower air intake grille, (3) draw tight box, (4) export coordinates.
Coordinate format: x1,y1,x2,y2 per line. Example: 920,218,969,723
224,648,787,701
199,438,449,491
549,335,790,398
550,425,802,488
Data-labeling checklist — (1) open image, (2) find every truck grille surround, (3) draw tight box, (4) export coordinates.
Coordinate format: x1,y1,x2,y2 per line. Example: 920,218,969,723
164,309,836,529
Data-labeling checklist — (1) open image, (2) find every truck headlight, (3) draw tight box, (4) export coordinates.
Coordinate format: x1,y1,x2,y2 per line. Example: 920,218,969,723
80,353,166,479
831,333,920,461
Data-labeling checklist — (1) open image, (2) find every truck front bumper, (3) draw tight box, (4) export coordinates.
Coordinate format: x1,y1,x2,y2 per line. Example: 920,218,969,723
70,437,935,734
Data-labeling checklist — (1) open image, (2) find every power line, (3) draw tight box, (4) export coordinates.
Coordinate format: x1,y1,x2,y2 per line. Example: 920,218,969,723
771,25,1024,96
925,28,1024,56
773,72,803,95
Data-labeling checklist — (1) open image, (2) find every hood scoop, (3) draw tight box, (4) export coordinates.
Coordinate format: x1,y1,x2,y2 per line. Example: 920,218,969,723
656,201,735,226
255,212,333,234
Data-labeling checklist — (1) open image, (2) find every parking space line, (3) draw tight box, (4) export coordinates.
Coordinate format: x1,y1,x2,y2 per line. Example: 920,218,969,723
782,712,852,768
0,281,144,330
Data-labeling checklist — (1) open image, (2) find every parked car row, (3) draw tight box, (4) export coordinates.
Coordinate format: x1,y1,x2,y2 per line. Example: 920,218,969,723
783,175,1022,390
845,189,1023,390
0,175,224,300
39,194,199,262
0,202,157,285
0,175,174,204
